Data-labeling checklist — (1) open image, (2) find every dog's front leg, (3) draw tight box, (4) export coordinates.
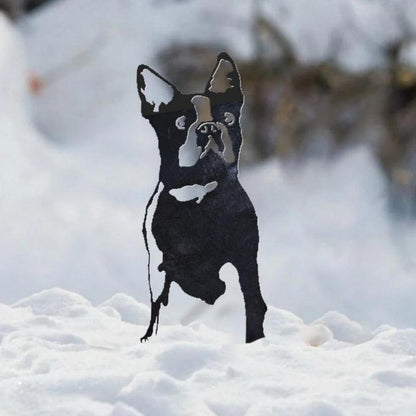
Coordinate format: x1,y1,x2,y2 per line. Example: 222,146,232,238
140,277,171,342
233,253,267,343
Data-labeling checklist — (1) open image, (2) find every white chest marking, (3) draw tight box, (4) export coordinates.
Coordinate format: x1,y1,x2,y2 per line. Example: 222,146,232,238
169,181,218,204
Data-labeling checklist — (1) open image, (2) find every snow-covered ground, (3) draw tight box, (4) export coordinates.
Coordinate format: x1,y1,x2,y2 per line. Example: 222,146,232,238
1,0,416,413
2,287,416,416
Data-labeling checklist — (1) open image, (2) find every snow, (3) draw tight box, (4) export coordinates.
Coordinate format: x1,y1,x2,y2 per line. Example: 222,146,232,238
1,0,416,413
100,293,151,325
312,311,371,344
2,288,416,415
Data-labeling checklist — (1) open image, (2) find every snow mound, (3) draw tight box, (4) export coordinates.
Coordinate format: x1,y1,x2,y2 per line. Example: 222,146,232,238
2,289,416,415
157,342,219,380
373,328,416,356
13,287,92,317
312,311,371,344
99,293,150,325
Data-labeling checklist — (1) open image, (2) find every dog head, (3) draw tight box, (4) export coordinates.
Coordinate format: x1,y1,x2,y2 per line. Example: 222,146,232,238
137,53,244,184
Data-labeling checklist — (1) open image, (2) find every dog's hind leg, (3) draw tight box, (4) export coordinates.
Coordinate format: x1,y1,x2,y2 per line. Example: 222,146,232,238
140,277,171,342
232,252,267,343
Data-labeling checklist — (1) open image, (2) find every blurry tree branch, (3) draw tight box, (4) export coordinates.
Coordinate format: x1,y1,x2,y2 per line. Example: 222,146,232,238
254,15,297,66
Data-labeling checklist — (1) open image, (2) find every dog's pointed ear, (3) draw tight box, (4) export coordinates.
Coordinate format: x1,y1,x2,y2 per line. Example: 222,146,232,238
205,52,242,96
137,65,180,117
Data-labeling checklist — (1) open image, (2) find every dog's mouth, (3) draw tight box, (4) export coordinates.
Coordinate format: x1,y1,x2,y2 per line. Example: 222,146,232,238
199,133,221,159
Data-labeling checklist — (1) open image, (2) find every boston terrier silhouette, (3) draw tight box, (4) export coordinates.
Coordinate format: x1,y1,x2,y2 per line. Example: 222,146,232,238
137,52,267,343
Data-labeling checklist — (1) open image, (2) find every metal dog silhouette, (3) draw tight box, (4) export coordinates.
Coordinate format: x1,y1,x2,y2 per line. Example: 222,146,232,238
137,52,267,343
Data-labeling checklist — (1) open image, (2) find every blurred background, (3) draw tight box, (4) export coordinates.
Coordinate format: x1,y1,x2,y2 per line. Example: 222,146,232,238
1,0,416,339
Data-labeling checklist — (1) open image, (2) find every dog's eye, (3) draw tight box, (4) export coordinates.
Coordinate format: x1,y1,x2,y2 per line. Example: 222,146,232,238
224,112,235,126
175,115,186,130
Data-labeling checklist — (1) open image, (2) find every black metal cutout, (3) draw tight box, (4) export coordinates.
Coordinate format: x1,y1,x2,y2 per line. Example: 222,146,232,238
137,52,267,343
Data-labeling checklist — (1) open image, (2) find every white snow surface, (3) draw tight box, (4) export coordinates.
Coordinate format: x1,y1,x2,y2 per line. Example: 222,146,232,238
2,287,416,416
1,1,416,413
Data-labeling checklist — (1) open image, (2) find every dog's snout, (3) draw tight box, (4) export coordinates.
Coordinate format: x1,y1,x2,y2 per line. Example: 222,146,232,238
197,122,218,135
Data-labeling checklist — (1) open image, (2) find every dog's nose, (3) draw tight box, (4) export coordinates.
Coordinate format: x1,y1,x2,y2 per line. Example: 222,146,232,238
197,122,218,135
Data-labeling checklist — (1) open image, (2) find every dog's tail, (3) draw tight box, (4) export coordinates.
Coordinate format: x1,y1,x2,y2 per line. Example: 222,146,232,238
141,180,161,339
